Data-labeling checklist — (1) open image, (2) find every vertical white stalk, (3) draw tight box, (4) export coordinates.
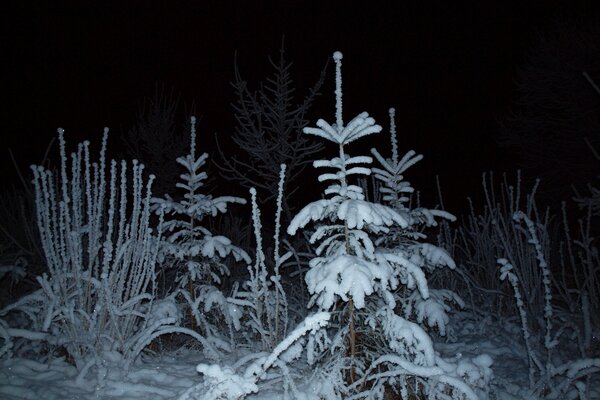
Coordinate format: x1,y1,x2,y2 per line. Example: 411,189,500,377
333,51,343,129
273,164,288,340
514,211,553,377
389,107,398,165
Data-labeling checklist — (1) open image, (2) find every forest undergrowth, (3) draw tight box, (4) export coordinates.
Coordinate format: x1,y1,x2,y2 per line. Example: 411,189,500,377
1,50,599,400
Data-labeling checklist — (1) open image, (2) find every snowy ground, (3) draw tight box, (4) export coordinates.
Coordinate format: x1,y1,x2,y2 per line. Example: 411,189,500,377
2,312,597,399
0,351,201,400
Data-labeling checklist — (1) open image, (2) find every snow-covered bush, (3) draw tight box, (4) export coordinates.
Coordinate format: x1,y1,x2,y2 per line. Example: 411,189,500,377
25,129,165,370
287,51,489,399
438,170,599,342
151,116,250,348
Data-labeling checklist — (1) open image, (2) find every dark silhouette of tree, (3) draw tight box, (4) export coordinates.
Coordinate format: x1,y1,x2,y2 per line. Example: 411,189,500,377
498,20,600,204
122,83,189,196
215,42,327,222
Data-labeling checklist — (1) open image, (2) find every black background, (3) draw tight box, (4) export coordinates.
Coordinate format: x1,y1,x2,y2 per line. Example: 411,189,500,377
2,0,596,213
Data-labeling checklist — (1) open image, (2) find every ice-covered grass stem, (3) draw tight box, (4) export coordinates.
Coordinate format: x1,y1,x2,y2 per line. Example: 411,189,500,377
498,258,538,389
272,164,289,341
514,211,555,373
229,164,290,351
2,128,166,371
499,210,600,398
500,209,555,386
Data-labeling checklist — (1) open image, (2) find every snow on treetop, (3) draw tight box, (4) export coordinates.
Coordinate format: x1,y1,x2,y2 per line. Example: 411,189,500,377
303,112,382,145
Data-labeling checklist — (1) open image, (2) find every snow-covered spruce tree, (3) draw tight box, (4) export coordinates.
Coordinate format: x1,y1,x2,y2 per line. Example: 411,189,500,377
370,108,462,336
151,116,250,346
287,52,491,399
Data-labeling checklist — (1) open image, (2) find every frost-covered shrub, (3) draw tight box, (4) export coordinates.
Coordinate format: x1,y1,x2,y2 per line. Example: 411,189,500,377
0,129,161,369
498,211,600,399
29,129,165,369
438,169,599,346
287,51,488,399
0,129,224,378
435,172,553,321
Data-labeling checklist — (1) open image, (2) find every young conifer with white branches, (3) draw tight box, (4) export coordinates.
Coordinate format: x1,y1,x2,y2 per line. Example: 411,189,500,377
153,116,249,283
287,51,491,399
152,116,250,341
370,108,463,337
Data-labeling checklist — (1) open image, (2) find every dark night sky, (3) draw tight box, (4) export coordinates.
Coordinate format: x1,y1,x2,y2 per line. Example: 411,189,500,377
2,1,596,212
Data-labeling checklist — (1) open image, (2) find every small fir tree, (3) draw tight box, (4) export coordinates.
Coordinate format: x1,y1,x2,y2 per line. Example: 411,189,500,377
287,51,417,384
287,51,489,399
152,117,250,333
371,108,461,336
